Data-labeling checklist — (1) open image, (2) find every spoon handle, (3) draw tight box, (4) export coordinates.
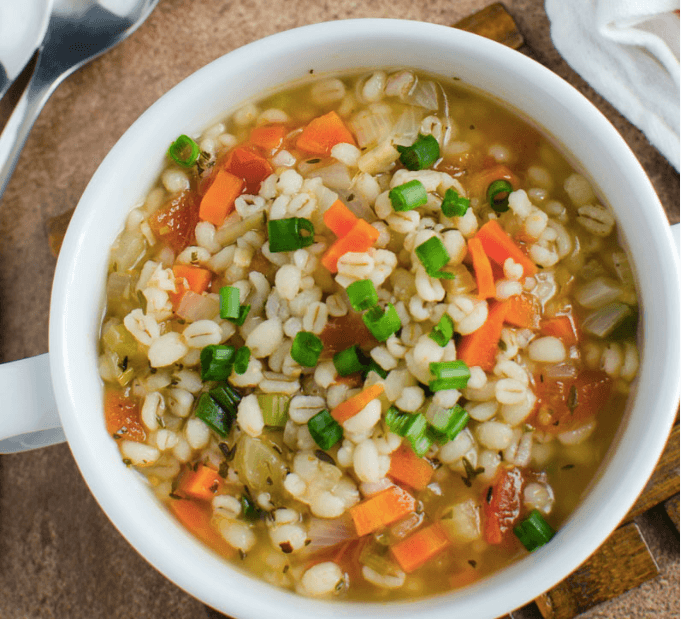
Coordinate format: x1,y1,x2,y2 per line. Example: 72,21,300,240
0,53,65,201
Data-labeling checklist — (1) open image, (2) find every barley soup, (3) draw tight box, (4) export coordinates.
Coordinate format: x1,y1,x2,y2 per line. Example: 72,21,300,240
99,68,640,600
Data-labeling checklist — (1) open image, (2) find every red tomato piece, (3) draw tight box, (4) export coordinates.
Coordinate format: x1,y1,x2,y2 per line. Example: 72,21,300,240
482,466,524,545
104,387,146,442
224,146,273,194
147,190,200,253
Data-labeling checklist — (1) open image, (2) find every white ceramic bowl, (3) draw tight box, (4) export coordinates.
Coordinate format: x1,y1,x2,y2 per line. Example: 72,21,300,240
47,19,680,619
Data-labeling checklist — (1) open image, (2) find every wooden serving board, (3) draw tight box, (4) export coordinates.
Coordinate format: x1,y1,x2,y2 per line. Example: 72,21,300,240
41,5,678,619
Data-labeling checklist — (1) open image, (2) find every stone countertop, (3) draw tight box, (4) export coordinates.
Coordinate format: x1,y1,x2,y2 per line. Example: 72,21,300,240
0,1,678,618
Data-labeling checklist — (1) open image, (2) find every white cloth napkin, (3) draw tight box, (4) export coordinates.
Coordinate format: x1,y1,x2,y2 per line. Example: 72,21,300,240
545,0,680,171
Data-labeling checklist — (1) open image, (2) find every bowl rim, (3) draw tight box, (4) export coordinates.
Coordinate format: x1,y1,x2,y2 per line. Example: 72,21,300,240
49,17,681,619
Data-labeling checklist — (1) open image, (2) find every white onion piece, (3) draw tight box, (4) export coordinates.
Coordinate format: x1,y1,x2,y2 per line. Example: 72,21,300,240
175,291,219,322
359,477,394,497
349,109,393,148
575,276,623,309
302,514,357,554
543,363,578,380
405,79,439,110
391,106,425,146
106,272,133,301
156,245,175,268
308,163,353,192
216,212,265,247
582,302,633,338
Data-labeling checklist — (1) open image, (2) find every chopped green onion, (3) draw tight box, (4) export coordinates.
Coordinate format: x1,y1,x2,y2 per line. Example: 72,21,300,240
487,179,513,213
234,346,251,375
428,404,469,444
208,383,242,413
194,392,235,437
307,409,343,450
290,331,323,367
513,510,555,551
389,180,428,212
396,134,440,171
364,359,388,380
441,187,470,217
200,345,236,381
429,313,454,347
219,286,241,320
385,406,414,437
333,345,368,376
429,361,471,391
241,489,264,521
362,303,401,342
257,393,289,427
346,279,378,312
168,134,200,167
267,217,315,252
403,414,433,457
228,304,250,327
415,236,454,279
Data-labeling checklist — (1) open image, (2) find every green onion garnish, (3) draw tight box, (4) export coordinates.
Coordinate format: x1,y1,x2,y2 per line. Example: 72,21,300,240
429,313,454,347
403,413,433,457
208,383,242,413
333,345,368,376
241,489,264,521
268,217,315,252
307,409,343,450
219,286,241,320
428,404,469,444
415,236,454,279
513,510,555,551
385,406,414,437
195,390,238,437
389,180,428,212
229,304,250,327
290,331,323,367
364,359,388,379
441,187,470,217
487,179,513,213
257,393,289,427
429,361,471,391
362,303,401,342
234,346,251,375
200,345,236,381
396,134,440,171
168,134,200,168
346,279,379,312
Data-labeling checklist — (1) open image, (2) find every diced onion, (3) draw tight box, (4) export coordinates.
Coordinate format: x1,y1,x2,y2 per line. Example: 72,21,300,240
405,79,439,110
302,514,357,554
308,162,353,192
216,212,265,247
575,276,623,309
582,302,632,338
176,291,219,322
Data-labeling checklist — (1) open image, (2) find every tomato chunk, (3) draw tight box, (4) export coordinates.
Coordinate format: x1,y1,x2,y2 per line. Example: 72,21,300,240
483,466,524,545
531,370,612,433
147,190,200,253
224,146,273,194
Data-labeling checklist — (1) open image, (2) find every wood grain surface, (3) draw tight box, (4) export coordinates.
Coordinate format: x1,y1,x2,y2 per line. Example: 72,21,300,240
0,2,678,619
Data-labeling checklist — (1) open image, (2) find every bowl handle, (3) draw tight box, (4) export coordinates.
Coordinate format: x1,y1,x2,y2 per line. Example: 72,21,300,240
0,354,65,453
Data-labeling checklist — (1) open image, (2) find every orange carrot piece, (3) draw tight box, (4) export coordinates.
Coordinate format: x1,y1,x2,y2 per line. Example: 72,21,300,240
475,219,538,277
321,219,380,272
199,169,244,226
504,293,541,329
388,443,435,491
467,237,497,300
457,300,509,371
323,199,358,237
349,485,416,537
296,111,356,156
177,464,223,501
540,315,579,346
331,383,384,424
104,387,146,442
390,523,451,573
249,124,287,151
170,499,234,557
172,265,212,294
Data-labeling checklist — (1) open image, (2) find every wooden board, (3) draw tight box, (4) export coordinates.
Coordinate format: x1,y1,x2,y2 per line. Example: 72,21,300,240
534,522,659,619
666,495,680,531
452,2,524,49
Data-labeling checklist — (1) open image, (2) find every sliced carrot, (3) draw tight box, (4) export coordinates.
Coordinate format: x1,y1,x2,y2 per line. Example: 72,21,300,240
224,146,273,195
349,485,416,537
321,219,380,273
323,199,358,237
540,314,579,346
169,499,234,557
390,523,451,573
330,383,384,424
468,164,519,198
177,464,224,501
172,265,212,294
104,386,146,442
249,124,287,151
467,237,496,300
504,293,541,329
296,111,356,156
475,219,538,277
456,300,509,372
388,443,435,491
199,169,244,226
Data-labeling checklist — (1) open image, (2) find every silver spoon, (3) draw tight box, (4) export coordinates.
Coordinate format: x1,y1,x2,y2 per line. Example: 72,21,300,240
0,0,54,101
0,0,158,200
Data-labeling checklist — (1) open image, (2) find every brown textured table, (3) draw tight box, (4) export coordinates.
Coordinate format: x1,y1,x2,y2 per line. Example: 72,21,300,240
0,1,678,618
